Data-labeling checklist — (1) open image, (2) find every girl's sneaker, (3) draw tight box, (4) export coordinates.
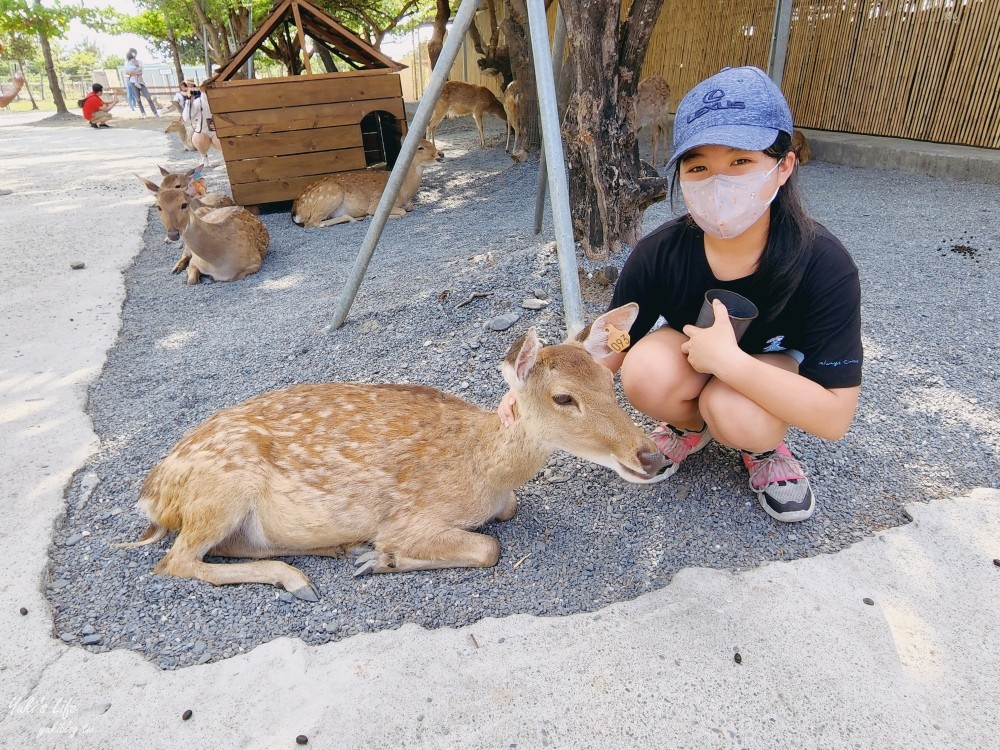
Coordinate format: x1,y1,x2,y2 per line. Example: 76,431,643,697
741,442,814,522
646,422,711,483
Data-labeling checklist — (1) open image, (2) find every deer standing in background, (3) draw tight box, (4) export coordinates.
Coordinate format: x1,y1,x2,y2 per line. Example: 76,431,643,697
140,177,268,284
119,303,665,599
503,79,524,158
427,81,507,148
291,140,443,228
635,75,672,167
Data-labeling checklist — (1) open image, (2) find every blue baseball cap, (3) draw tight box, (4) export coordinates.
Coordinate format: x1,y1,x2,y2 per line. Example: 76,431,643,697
665,66,793,174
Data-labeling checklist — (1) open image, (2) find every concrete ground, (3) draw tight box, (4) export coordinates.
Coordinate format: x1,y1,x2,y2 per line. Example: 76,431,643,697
1,110,998,749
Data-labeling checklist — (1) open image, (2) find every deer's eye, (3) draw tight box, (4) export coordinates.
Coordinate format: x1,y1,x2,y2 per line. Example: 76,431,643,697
180,203,188,210
552,394,576,407
155,205,161,211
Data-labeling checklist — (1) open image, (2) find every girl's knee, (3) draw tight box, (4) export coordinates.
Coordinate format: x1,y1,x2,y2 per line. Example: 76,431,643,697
700,381,787,451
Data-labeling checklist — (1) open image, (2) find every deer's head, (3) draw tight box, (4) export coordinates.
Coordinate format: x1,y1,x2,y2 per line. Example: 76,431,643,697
502,303,665,482
139,176,199,242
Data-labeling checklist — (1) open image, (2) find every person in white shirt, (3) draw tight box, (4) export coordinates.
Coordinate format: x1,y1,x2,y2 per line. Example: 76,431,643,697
124,48,159,118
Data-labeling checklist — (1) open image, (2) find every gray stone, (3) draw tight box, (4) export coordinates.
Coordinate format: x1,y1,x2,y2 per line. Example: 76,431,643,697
81,634,102,646
278,592,295,603
81,624,96,636
521,298,550,310
64,534,84,547
59,632,75,642
532,287,549,300
487,313,519,331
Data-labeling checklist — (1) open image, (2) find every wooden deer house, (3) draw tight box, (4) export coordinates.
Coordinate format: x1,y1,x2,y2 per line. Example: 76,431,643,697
201,0,408,207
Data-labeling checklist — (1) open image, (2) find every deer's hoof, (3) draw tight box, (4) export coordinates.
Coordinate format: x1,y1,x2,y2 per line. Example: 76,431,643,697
290,582,320,602
352,550,378,577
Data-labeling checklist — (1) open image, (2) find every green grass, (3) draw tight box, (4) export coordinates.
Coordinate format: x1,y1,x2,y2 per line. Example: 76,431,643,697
3,99,58,112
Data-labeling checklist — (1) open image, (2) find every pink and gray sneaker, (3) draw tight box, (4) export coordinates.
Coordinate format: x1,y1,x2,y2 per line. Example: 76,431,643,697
741,442,815,522
645,422,712,483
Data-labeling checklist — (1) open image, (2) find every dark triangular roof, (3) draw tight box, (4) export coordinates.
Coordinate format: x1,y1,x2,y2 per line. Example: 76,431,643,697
210,0,404,83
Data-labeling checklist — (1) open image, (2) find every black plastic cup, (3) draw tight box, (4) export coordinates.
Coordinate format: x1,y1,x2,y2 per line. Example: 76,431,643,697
695,289,759,342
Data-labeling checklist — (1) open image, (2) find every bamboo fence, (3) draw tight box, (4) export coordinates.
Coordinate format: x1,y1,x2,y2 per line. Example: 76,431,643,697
640,0,1000,148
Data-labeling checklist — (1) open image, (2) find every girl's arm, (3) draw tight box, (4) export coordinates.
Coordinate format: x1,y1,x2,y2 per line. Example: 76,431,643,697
682,299,859,440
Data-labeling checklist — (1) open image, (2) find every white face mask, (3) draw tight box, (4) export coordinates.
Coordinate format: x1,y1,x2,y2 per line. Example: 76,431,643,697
680,162,781,239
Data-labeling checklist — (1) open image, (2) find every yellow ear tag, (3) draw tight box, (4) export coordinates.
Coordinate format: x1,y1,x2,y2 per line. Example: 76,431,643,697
192,178,207,196
605,323,630,353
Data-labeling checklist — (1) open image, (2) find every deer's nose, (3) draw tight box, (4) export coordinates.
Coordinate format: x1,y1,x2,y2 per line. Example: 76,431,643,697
638,448,665,475
167,229,180,242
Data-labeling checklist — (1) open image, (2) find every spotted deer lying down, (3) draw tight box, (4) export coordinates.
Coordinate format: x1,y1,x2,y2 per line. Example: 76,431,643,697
291,140,442,228
140,177,268,285
140,166,239,274
120,303,665,600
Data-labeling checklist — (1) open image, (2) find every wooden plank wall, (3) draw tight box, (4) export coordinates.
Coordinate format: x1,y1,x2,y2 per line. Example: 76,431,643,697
206,71,408,205
462,0,999,149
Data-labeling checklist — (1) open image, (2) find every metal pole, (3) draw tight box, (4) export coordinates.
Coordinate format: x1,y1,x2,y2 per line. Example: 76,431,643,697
247,5,254,79
533,4,567,235
331,0,481,329
525,0,584,335
767,0,794,86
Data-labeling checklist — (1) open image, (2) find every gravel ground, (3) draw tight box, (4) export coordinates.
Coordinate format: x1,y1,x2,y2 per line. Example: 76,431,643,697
45,114,999,669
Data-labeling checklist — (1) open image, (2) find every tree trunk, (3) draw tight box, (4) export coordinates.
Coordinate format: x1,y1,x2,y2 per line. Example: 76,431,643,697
18,61,39,109
165,22,185,86
502,2,539,153
560,0,667,261
427,0,450,71
37,30,67,114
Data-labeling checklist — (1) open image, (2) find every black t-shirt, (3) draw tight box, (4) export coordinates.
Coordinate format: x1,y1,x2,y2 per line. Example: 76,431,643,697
610,217,863,389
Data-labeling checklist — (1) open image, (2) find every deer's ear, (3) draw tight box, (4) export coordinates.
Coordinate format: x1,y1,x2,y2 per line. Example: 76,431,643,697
502,328,541,390
158,165,170,176
578,302,640,359
136,174,159,194
187,164,204,178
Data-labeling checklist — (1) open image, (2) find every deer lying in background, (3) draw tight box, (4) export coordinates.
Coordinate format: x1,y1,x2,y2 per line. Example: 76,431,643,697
502,79,524,158
119,303,665,598
155,164,236,209
165,119,195,152
291,140,442,228
427,81,507,148
140,177,268,284
635,75,672,166
792,130,811,165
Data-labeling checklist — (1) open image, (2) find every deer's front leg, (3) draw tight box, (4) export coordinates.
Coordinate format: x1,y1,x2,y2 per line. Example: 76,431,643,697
172,246,191,273
352,529,501,575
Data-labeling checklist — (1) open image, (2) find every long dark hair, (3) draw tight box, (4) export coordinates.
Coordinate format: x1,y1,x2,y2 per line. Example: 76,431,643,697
670,132,815,322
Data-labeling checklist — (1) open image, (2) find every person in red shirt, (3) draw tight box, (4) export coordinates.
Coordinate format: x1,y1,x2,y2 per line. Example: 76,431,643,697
81,83,117,128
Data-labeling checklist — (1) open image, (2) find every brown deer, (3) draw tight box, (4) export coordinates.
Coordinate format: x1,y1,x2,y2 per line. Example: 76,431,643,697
119,303,665,599
291,140,443,228
155,164,236,209
792,130,811,165
140,178,268,284
165,119,195,152
635,75,672,166
140,166,238,274
427,81,507,148
502,79,524,159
